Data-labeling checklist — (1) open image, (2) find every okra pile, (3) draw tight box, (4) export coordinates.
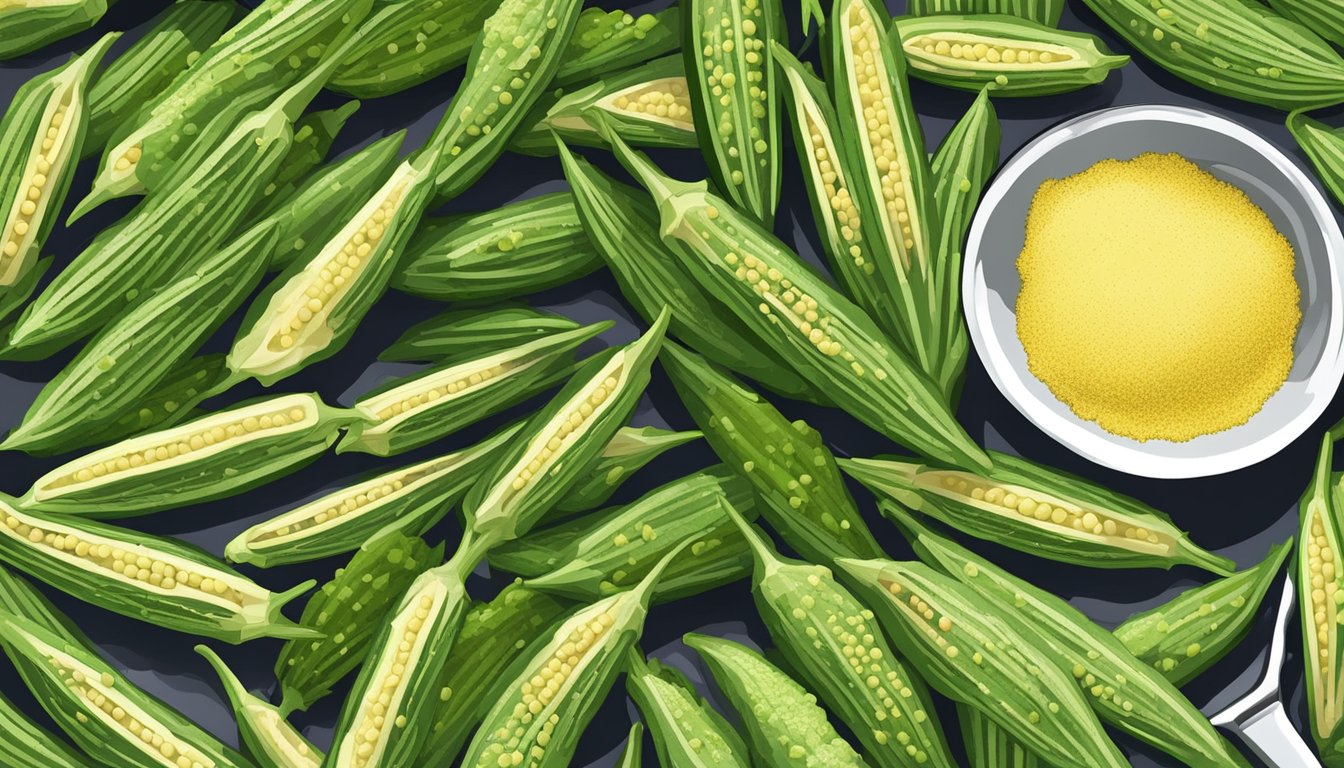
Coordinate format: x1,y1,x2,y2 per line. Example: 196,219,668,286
0,0,1334,765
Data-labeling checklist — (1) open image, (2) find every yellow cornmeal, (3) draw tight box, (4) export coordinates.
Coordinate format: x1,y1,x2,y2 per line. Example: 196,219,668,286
1015,152,1300,443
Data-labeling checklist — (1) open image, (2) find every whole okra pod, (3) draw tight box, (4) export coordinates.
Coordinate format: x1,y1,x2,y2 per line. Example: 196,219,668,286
908,0,1064,26
0,0,109,61
379,305,583,364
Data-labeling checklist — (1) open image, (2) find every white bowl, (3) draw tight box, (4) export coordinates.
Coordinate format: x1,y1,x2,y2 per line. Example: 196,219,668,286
964,104,1344,479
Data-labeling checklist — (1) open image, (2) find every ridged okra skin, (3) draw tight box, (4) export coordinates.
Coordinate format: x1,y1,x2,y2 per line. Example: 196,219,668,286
380,305,583,364
198,645,324,768
553,6,682,86
908,0,1064,26
684,633,868,766
329,0,500,97
616,722,644,768
71,353,228,453
1290,111,1344,213
0,610,255,768
0,687,96,768
0,34,117,290
244,100,362,220
625,649,750,767
1267,0,1344,47
549,425,703,516
0,0,109,61
959,703,1039,768
1299,432,1344,764
83,1,241,156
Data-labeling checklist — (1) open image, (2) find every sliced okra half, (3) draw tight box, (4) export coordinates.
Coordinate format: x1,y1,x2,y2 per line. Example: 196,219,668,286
1300,431,1344,761
197,645,324,768
625,648,750,767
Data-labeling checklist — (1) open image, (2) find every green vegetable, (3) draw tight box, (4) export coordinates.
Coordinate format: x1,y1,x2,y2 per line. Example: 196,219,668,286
551,425,703,515
23,393,355,517
339,322,609,456
959,703,1038,768
414,583,573,767
603,131,990,471
837,558,1129,768
0,0,109,61
685,0,784,224
3,222,278,455
0,688,94,768
908,0,1064,27
0,34,117,291
379,305,583,364
1289,111,1344,213
392,192,602,302
0,560,90,650
0,254,48,329
84,1,240,156
197,645,323,768
893,14,1129,97
617,722,644,768
228,425,517,569
0,610,253,768
0,495,314,643
841,453,1235,574
893,507,1240,768
1077,0,1344,110
493,469,757,601
726,502,954,768
554,7,682,86
662,341,884,564
684,633,868,766
1267,0,1344,46
74,353,228,452
275,528,444,714
1299,432,1344,763
459,547,685,767
556,139,825,404
247,100,361,218
625,648,750,767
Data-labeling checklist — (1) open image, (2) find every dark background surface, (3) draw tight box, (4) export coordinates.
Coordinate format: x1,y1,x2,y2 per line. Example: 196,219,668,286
1,0,1340,765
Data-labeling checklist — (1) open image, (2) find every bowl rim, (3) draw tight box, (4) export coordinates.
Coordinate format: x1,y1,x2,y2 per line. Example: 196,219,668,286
962,103,1344,479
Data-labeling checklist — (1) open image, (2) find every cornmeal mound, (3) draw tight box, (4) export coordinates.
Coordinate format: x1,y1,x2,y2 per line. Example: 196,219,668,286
1015,152,1300,442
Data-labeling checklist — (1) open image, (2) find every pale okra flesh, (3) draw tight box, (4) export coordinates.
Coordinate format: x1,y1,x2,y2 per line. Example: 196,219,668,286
197,645,324,768
0,0,108,61
894,508,1240,768
550,425,703,516
339,322,609,457
0,610,253,768
841,452,1234,574
23,393,355,517
556,139,827,405
227,423,519,569
836,558,1130,768
604,133,991,471
625,648,750,767
553,6,682,86
393,192,602,302
908,0,1064,26
726,503,955,768
276,529,444,715
683,632,868,766
379,305,584,364
893,14,1129,97
1299,432,1344,762
0,33,116,290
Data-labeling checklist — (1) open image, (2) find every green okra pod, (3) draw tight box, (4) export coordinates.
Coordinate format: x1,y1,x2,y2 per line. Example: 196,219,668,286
1299,432,1344,763
1290,111,1344,213
0,254,48,329
74,353,228,452
379,305,583,364
625,648,750,767
23,393,356,517
661,341,884,564
684,633,868,766
841,452,1234,574
554,7,682,86
617,722,644,767
908,0,1064,26
0,34,117,290
959,704,1039,768
247,100,361,218
393,192,602,302
0,0,108,61
339,322,610,457
197,645,324,768
275,529,444,714
1267,0,1344,47
0,688,95,768
551,425,703,516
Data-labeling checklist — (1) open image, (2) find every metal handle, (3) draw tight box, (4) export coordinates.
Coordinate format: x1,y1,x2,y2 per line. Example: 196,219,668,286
1234,700,1321,768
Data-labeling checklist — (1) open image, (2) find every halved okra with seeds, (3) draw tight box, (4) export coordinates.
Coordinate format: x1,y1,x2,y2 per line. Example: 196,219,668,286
426,0,585,202
893,15,1129,96
0,34,117,290
1299,432,1344,762
625,648,750,767
604,132,990,471
557,138,825,405
685,0,783,224
414,583,573,767
22,393,356,517
3,223,279,456
460,547,685,768
1267,0,1344,47
380,305,583,364
492,469,757,601
393,191,602,302
1115,541,1289,687
617,722,644,767
830,0,940,370
1289,111,1344,212
841,452,1233,574
553,7,682,86
228,151,439,386
0,610,253,768
339,322,609,457
908,0,1064,26
75,354,228,453
684,633,867,766
83,1,241,156
893,508,1241,768
550,425,703,516
228,423,518,568
511,56,696,157
77,0,374,214
837,558,1129,768
725,501,954,768
0,687,93,768
0,495,314,643
0,0,108,60
662,341,884,564
197,645,323,768
276,528,444,715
